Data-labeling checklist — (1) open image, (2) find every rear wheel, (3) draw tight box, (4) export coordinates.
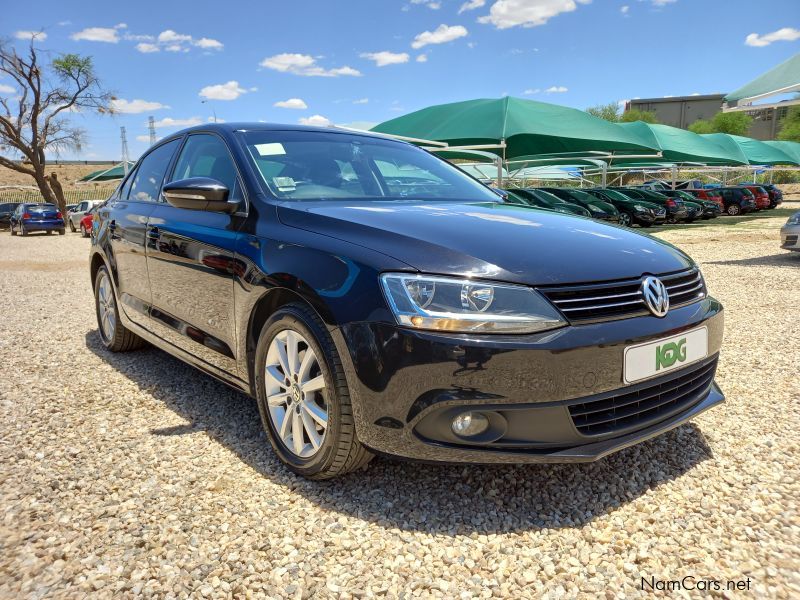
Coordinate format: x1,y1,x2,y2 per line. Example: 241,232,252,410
10,224,16,236
254,303,372,479
94,266,146,352
20,225,27,236
80,224,88,237
727,204,740,216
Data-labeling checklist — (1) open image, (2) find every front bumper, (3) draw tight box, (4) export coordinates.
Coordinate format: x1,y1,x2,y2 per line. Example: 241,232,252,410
336,298,724,464
781,225,800,251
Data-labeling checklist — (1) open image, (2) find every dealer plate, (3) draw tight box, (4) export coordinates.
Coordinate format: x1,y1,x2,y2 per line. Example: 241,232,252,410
623,326,708,384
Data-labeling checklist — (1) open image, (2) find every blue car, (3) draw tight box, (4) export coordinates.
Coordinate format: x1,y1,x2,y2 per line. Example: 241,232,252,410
10,203,65,236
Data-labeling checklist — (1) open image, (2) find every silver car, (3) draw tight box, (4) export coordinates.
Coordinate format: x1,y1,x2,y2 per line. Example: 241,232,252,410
67,200,104,232
780,211,800,252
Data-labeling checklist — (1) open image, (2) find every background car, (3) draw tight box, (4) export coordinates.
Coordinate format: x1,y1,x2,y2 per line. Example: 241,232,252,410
741,183,783,209
610,187,688,223
737,185,770,211
79,206,100,237
685,188,724,211
717,187,757,216
510,188,592,216
659,189,720,220
9,203,65,236
583,188,666,227
538,187,620,222
68,199,105,232
780,211,800,252
0,202,21,229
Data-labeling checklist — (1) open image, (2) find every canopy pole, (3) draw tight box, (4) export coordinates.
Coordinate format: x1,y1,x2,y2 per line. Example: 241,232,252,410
601,162,607,188
671,165,677,190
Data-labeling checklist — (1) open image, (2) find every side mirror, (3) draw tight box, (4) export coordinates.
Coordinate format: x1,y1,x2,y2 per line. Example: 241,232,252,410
163,177,238,213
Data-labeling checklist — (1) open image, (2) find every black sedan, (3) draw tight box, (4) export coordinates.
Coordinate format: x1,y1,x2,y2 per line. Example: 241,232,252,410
507,188,592,217
611,187,689,223
89,123,725,479
584,188,666,227
539,187,621,222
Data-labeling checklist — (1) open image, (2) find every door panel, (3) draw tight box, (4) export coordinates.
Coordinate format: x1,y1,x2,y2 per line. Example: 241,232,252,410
145,206,242,373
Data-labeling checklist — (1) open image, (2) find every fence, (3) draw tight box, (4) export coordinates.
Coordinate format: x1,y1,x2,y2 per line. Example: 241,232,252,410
0,187,118,204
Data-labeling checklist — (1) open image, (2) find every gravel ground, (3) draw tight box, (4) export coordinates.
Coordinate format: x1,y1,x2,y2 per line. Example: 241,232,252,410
1,205,799,599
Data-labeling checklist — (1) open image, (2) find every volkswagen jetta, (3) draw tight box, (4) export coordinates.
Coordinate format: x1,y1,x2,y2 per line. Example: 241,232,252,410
89,123,724,479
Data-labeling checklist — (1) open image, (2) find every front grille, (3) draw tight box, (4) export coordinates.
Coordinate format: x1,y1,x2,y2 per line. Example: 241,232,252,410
568,356,718,437
538,268,705,323
784,235,798,247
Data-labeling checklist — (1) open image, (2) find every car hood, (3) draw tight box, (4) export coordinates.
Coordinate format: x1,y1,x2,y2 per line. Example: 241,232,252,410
277,200,694,285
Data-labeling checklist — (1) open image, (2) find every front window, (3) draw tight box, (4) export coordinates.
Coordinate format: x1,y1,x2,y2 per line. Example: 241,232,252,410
241,130,498,202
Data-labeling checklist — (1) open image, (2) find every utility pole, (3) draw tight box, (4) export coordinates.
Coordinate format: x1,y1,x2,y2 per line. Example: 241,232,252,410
120,126,130,175
148,116,156,146
201,100,217,123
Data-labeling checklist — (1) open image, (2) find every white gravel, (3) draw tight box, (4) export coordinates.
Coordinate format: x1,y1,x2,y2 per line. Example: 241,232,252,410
1,205,799,599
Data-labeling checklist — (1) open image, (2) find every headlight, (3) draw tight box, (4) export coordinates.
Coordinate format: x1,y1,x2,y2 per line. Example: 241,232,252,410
633,204,648,212
587,204,605,213
787,213,800,225
380,273,566,334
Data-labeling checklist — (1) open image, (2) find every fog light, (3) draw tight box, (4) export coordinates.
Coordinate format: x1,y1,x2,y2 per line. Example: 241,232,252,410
451,412,489,437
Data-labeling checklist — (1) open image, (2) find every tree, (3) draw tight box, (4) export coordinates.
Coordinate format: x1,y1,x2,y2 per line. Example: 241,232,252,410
619,108,658,124
586,102,621,122
688,111,752,136
0,37,111,215
777,106,800,142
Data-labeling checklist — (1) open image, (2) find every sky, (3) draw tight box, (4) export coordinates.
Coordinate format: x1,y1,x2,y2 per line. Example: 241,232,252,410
2,0,799,160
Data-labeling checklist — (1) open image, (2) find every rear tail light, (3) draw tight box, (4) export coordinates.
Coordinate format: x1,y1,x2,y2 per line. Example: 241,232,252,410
22,212,31,219
56,211,62,218
666,199,677,207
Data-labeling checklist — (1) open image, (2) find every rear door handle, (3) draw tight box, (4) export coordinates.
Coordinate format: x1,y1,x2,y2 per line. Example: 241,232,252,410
147,226,160,240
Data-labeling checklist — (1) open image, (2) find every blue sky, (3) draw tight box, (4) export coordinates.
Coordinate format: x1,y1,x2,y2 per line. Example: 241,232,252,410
3,0,799,159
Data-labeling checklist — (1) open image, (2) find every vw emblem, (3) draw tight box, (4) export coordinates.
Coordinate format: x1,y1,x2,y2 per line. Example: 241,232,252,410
641,276,669,317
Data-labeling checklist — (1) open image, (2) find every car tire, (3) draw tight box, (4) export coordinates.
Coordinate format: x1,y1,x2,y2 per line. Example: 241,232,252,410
619,212,633,227
727,204,740,216
81,224,89,237
254,302,372,479
20,225,27,236
47,230,52,235
58,229,65,235
94,266,147,352
69,221,76,232
10,224,16,236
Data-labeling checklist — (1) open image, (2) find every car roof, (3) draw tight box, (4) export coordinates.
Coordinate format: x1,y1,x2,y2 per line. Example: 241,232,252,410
166,121,391,141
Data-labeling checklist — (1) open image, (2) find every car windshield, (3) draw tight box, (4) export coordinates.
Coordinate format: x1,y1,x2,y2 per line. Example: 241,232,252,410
241,130,499,202
598,189,632,202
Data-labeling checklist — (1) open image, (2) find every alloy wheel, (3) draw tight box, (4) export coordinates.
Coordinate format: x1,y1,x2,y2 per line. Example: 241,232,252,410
620,213,632,227
264,329,328,458
97,272,116,343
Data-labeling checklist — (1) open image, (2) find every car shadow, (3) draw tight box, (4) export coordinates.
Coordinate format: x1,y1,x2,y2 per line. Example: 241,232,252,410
707,252,800,268
85,330,714,535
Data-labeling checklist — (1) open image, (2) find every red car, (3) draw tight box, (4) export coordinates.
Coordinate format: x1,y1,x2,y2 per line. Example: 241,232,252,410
686,188,724,211
79,207,97,237
738,185,770,210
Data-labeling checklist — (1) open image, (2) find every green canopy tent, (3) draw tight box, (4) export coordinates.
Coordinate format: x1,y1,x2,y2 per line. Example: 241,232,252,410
371,97,660,161
616,122,748,166
763,140,800,165
430,148,498,163
78,161,136,183
700,134,798,166
724,52,800,110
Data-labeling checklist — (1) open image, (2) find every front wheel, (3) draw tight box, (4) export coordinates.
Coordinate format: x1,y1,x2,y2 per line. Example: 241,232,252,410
254,303,372,479
618,212,633,227
727,204,740,216
94,266,146,352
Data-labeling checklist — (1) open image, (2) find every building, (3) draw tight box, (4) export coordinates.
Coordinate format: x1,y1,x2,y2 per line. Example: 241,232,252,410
627,94,789,140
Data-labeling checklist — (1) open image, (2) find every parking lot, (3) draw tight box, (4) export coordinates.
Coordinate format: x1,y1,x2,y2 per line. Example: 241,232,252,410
1,205,798,599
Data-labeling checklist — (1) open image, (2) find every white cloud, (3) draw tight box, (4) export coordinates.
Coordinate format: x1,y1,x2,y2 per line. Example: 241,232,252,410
298,115,333,127
260,53,361,77
124,33,154,41
274,98,308,109
651,0,676,6
545,85,568,93
337,120,379,130
157,29,192,43
621,5,629,14
165,44,188,53
135,134,161,143
478,0,590,29
416,54,428,62
70,24,126,43
459,0,486,13
152,117,202,129
360,51,410,67
15,30,47,41
136,43,159,53
410,0,441,8
111,98,170,113
0,83,16,94
523,88,541,95
199,80,247,101
745,27,800,47
195,37,224,50
353,98,369,104
411,24,468,49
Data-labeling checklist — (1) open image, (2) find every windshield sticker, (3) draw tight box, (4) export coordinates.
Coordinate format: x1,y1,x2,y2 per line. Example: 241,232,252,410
255,143,286,156
273,177,296,191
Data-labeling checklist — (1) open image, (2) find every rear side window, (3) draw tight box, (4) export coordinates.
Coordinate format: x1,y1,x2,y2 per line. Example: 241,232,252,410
127,139,180,202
